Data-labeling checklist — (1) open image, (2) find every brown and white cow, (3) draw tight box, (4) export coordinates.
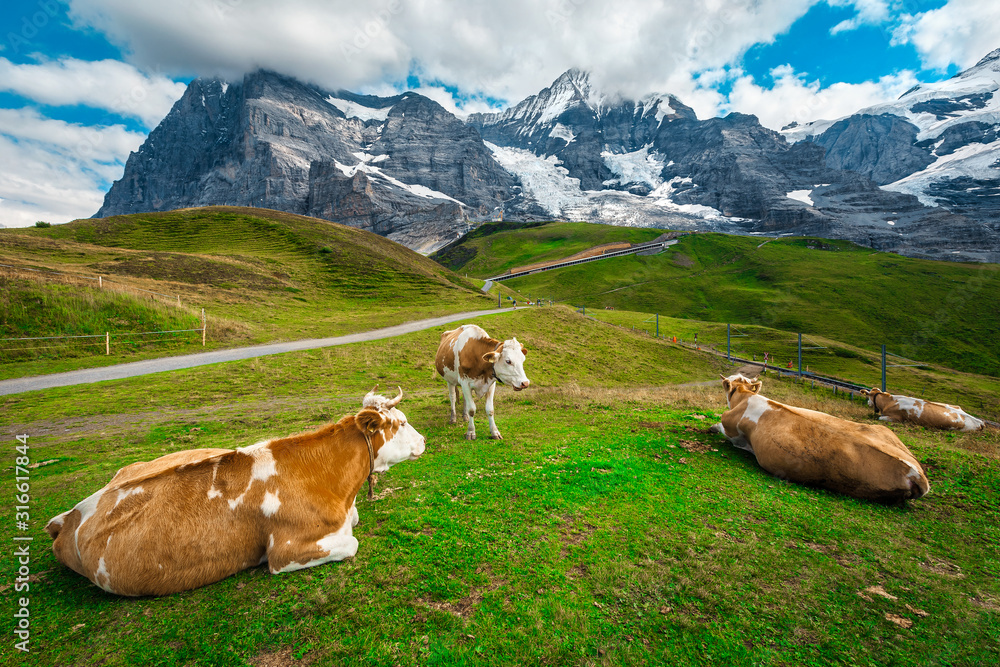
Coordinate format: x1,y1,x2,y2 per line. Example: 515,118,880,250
863,387,985,432
45,387,425,596
434,324,530,440
709,374,929,501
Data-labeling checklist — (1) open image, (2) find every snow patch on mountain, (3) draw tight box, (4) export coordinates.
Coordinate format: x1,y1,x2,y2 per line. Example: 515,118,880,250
882,138,1000,206
333,159,465,205
549,123,576,145
325,96,392,122
485,142,584,215
487,142,729,223
602,145,665,189
786,190,815,206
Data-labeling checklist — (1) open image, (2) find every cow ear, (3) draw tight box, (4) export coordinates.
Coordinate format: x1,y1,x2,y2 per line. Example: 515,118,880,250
355,408,385,434
750,381,763,394
521,346,527,357
483,351,500,364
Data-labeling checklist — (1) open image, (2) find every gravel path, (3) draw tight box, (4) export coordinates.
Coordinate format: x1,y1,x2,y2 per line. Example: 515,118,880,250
1,308,511,397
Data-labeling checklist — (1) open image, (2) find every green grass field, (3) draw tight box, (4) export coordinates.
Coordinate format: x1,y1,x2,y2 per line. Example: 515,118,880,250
3,307,998,666
434,223,1000,378
0,207,508,379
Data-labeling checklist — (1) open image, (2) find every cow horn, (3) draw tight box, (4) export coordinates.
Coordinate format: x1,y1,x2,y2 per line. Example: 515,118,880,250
385,386,403,408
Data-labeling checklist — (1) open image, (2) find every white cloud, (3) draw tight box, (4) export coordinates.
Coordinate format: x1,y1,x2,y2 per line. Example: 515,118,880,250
0,58,186,128
893,0,1000,72
827,0,890,34
65,0,823,109
0,109,144,227
722,65,920,130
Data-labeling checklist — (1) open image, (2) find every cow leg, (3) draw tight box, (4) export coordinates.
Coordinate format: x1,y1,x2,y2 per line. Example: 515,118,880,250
461,382,478,440
484,381,502,440
447,382,459,425
267,521,359,574
710,422,754,453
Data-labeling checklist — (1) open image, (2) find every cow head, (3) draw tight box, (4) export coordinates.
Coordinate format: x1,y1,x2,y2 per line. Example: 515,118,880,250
484,338,530,391
720,373,762,408
863,387,889,409
359,386,426,471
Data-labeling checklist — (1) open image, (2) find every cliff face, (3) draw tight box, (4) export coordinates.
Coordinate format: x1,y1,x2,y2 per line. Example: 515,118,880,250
98,64,1000,262
97,71,515,253
470,70,998,262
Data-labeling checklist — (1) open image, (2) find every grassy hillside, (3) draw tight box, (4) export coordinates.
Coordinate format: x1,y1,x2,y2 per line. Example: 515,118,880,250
0,207,506,377
3,307,997,666
431,221,664,276
435,224,1000,377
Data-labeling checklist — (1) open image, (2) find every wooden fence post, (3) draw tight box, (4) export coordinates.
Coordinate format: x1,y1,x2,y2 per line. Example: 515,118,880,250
202,308,206,346
99,276,103,288
106,332,109,355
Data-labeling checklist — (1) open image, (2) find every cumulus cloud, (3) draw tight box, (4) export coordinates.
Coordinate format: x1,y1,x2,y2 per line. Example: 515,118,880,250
66,0,822,107
0,58,186,128
0,109,145,227
828,0,890,34
893,0,1000,72
723,65,920,130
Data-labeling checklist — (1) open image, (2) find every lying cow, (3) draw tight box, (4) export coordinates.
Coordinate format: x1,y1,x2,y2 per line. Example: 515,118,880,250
710,374,929,501
864,387,985,432
46,387,425,596
435,324,530,440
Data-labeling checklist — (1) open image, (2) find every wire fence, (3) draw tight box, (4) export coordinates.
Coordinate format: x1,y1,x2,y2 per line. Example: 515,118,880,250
0,262,185,306
584,309,999,418
0,321,207,359
1,258,209,362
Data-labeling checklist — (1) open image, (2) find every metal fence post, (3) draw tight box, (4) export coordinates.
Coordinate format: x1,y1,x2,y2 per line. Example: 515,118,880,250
881,345,887,391
727,324,731,361
798,333,802,378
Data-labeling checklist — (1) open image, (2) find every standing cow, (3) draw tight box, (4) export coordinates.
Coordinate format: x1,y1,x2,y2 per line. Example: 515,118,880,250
46,387,425,596
710,374,929,501
435,324,530,440
863,387,985,431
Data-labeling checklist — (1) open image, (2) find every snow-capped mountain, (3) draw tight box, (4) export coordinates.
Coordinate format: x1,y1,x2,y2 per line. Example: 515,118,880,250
98,65,1000,261
782,48,1000,235
472,69,998,262
97,71,516,253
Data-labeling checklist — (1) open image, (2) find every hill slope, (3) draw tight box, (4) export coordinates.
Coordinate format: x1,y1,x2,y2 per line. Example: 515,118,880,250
0,206,500,376
434,223,1000,376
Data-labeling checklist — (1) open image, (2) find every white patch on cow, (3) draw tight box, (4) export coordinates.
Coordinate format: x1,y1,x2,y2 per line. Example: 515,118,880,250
207,459,223,499
249,447,277,482
896,396,925,418
70,488,106,564
373,410,426,472
493,338,530,390
276,518,360,573
905,461,922,480
452,324,487,373
227,444,278,510
741,395,772,425
47,513,65,529
261,490,281,517
113,486,145,509
961,414,985,431
95,556,114,593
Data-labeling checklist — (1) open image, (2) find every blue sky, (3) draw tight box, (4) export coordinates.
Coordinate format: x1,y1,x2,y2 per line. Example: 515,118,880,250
1,0,998,227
